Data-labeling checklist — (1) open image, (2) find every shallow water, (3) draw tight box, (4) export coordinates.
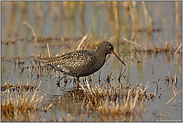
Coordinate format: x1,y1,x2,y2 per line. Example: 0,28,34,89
1,1,182,122
1,45,182,121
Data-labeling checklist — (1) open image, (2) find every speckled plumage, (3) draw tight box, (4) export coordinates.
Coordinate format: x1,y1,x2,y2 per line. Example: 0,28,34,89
38,41,126,80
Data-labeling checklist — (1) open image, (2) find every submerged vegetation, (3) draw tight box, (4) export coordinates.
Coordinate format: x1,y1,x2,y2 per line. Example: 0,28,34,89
1,69,181,121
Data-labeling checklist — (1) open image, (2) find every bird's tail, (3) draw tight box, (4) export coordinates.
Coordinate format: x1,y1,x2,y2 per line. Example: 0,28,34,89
37,56,61,64
37,57,51,63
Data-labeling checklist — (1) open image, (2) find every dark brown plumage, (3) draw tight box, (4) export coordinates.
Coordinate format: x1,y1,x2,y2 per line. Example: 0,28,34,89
38,41,126,82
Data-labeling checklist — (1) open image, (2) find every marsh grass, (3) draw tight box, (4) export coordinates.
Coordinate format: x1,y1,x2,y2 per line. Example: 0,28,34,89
53,76,156,121
1,80,45,121
37,75,156,122
1,1,182,122
1,45,181,121
1,35,181,87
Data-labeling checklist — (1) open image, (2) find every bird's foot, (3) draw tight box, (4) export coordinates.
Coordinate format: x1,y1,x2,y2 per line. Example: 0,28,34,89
56,74,67,87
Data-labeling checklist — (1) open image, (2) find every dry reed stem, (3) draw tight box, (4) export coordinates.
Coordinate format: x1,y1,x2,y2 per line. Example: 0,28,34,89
79,83,86,93
130,87,140,113
45,103,53,110
141,1,152,36
86,81,94,96
124,87,133,113
142,69,154,94
139,99,147,114
36,110,43,121
47,43,51,57
122,38,141,47
88,98,95,110
174,74,177,86
173,87,177,103
30,80,42,106
37,96,43,109
175,1,181,41
76,33,89,50
141,2,148,25
23,21,38,47
118,57,133,81
166,88,182,104
174,43,182,55
179,99,182,105
106,82,118,90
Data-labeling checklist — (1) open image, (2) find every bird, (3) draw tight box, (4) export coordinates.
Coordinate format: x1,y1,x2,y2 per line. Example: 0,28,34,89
38,41,126,85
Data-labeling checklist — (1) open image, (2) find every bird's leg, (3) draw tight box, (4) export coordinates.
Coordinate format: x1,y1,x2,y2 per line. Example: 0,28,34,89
76,77,80,89
73,77,76,85
88,76,92,83
83,77,86,87
64,76,68,87
56,74,67,87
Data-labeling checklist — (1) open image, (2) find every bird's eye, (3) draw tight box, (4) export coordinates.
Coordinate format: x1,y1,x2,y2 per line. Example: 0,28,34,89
107,46,111,49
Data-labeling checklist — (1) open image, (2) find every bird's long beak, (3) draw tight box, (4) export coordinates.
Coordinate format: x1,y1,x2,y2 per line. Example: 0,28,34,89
111,51,126,66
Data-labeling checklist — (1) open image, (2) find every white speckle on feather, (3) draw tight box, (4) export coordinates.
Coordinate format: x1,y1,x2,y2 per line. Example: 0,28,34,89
63,68,69,73
57,65,61,68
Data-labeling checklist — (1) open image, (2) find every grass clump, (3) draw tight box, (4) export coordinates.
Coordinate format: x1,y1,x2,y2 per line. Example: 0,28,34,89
1,80,45,122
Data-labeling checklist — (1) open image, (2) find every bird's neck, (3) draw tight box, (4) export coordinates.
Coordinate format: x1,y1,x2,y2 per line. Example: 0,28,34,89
95,49,107,63
96,46,106,56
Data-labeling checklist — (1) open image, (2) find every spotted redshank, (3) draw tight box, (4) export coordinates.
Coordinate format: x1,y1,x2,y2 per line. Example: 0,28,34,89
38,41,126,85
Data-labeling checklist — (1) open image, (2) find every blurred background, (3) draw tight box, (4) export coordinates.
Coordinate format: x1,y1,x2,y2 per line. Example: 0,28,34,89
1,1,182,122
2,1,181,46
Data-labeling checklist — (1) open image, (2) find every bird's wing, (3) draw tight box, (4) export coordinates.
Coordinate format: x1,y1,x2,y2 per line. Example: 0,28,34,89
38,50,95,73
38,54,68,64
